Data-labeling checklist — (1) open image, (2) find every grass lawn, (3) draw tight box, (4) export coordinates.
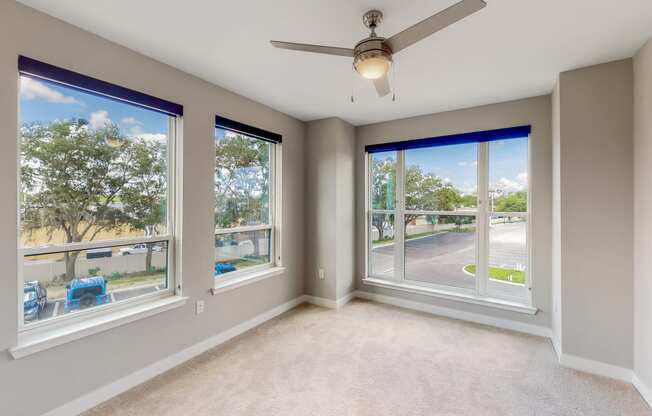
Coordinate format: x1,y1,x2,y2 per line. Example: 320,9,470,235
463,264,525,284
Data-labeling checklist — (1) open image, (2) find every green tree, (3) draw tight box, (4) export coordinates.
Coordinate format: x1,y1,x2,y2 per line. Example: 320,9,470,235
21,119,166,281
370,157,396,241
495,191,527,213
215,132,270,257
121,138,167,272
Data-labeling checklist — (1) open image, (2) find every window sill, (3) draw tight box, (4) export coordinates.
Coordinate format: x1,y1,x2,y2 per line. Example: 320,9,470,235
10,296,187,359
211,266,286,295
362,278,537,315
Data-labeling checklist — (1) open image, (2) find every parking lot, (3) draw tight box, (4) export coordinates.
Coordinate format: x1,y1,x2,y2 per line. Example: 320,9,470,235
370,221,527,289
34,283,166,322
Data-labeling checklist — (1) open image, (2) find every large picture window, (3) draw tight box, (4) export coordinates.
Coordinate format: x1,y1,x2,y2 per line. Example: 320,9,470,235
18,57,182,328
214,117,280,283
366,127,530,304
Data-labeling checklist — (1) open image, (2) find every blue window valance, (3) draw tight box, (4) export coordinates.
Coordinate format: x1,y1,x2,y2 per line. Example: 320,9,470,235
215,115,282,144
18,55,183,117
365,125,531,153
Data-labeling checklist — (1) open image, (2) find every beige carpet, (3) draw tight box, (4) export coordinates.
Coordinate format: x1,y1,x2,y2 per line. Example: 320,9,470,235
84,300,651,416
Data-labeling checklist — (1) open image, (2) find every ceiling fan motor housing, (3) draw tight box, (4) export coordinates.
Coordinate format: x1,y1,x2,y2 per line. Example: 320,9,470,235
353,36,393,78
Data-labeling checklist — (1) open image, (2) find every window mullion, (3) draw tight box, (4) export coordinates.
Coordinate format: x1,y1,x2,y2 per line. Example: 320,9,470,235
395,150,406,282
477,142,489,297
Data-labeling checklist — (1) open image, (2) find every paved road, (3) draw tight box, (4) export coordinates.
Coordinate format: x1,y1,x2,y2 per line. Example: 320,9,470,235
371,222,527,290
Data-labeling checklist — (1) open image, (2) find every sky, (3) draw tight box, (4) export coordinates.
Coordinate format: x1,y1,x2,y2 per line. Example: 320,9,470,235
19,75,169,142
374,138,528,196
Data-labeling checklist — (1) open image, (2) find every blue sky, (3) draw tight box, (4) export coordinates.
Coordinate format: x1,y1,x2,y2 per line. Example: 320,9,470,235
19,75,169,140
375,138,528,195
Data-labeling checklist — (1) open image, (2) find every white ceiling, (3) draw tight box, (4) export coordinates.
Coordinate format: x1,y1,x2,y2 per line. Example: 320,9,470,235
17,0,652,125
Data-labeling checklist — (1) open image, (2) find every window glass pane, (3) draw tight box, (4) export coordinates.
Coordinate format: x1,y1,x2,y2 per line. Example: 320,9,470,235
215,229,271,277
370,213,395,279
215,128,271,228
404,214,476,290
19,75,171,248
370,152,396,210
23,241,168,324
489,138,528,212
405,143,477,211
488,214,527,283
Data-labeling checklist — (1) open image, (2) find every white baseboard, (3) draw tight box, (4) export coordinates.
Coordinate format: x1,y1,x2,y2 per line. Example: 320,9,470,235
354,290,551,338
558,353,632,382
304,292,355,310
633,373,652,408
42,295,307,416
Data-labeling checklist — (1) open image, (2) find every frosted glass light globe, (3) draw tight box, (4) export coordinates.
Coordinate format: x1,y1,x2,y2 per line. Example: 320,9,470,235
355,56,391,79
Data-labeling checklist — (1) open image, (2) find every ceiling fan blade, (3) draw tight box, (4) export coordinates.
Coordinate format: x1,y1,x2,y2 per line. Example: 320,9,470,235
385,0,486,54
270,41,354,57
373,74,391,97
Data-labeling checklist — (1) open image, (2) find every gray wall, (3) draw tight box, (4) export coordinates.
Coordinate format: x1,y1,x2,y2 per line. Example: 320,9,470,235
304,118,355,301
556,59,634,368
634,39,652,389
551,82,563,350
0,2,305,416
355,96,553,329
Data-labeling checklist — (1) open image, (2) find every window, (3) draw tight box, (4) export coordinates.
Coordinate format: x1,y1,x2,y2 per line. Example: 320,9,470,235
18,57,182,328
214,117,281,283
366,126,530,304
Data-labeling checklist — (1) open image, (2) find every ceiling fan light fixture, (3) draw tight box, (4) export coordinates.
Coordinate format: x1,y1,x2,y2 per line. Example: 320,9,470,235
353,49,392,80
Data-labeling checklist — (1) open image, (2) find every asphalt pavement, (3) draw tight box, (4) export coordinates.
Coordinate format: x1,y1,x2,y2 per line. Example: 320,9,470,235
370,222,527,290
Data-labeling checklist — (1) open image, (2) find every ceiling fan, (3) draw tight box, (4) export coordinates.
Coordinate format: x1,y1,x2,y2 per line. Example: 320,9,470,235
270,0,487,98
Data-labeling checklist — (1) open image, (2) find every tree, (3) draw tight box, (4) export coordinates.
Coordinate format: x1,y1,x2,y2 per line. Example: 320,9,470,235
494,191,527,213
21,119,165,281
370,157,395,241
214,132,270,257
121,138,167,272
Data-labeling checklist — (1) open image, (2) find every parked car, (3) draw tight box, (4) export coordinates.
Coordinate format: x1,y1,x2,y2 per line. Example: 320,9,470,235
119,243,163,256
23,281,47,321
214,262,237,276
86,247,112,259
64,276,110,312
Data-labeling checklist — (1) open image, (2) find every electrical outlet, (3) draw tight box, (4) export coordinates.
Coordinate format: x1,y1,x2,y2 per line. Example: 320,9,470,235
196,300,205,315
318,268,325,280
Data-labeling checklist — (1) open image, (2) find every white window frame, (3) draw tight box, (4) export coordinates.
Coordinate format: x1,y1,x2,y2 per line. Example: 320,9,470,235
213,133,282,288
365,137,532,307
17,109,182,333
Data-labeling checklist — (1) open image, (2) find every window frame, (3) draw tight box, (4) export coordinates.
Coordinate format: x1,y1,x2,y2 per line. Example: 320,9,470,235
213,126,282,287
16,71,183,332
365,135,532,307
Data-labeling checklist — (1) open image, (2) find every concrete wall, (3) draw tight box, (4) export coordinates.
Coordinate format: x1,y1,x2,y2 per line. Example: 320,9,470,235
0,2,305,416
355,95,553,329
556,59,634,368
304,118,355,301
634,38,652,394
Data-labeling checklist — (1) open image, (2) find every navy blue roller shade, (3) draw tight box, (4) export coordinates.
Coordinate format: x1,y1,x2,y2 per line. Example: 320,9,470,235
215,116,282,143
365,125,531,153
18,55,183,117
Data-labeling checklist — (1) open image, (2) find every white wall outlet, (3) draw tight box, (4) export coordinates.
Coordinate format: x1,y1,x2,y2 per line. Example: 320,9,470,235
195,300,205,315
318,268,325,280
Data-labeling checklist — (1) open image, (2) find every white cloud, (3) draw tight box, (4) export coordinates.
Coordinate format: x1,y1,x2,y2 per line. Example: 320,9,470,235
496,177,524,193
90,110,111,129
457,161,467,167
136,133,167,143
517,172,528,184
20,77,82,105
121,117,142,125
